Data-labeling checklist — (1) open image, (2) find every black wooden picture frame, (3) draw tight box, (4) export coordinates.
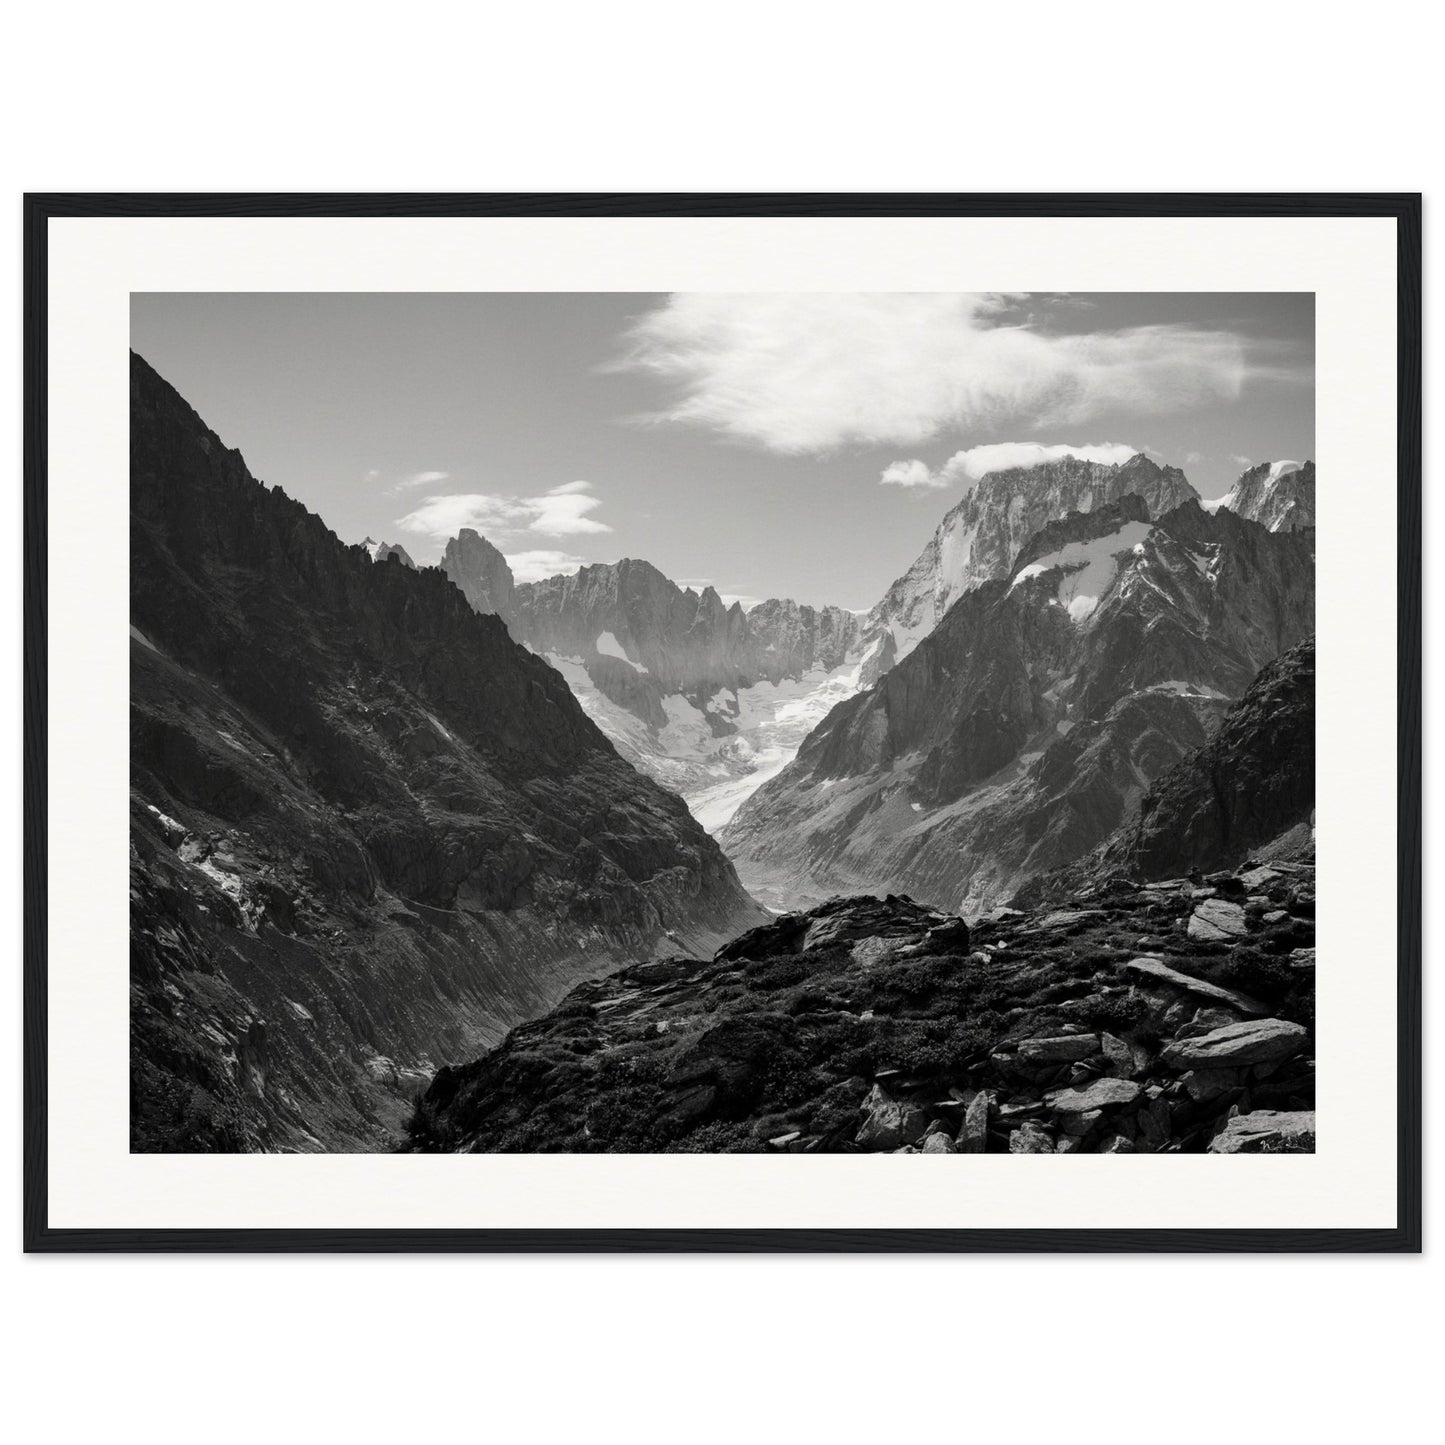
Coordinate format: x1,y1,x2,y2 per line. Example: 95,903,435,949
21,192,1422,1253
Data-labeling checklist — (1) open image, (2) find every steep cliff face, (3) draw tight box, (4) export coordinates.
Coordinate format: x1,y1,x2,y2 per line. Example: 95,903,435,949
1099,637,1315,879
129,352,762,1153
740,597,863,680
438,543,866,829
507,559,865,702
722,497,1314,914
859,453,1200,685
1214,460,1315,533
440,528,514,617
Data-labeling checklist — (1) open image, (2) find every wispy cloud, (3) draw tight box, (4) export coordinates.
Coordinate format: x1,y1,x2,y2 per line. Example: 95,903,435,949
396,481,612,544
616,294,1286,454
882,441,1141,491
1230,454,1254,468
505,549,587,583
389,469,451,495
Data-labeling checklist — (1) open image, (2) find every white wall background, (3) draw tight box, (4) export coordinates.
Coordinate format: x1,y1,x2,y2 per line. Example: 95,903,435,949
2,3,1436,1440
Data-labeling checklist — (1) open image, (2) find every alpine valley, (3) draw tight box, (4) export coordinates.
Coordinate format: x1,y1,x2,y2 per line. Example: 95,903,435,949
129,347,1316,1157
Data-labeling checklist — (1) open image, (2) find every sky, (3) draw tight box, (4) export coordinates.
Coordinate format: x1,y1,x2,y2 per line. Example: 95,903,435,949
131,291,1313,612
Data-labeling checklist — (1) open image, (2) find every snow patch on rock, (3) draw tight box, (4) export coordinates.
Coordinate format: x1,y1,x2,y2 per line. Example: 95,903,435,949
595,630,647,671
1011,520,1154,622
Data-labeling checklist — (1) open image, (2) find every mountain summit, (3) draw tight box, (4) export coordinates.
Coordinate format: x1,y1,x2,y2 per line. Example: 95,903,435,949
1213,460,1315,532
858,453,1199,686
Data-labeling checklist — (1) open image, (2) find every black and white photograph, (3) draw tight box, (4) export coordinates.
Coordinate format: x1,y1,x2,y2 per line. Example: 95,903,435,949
128,288,1321,1158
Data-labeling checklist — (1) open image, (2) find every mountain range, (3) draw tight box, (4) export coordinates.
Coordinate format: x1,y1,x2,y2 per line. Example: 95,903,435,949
721,489,1314,913
128,351,1316,1155
437,537,866,828
407,644,1318,1155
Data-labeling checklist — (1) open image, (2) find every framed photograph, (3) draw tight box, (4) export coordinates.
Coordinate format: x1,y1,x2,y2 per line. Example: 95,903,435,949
23,193,1420,1251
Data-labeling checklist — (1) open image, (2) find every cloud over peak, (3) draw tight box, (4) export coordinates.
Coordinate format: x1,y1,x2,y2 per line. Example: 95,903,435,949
880,459,949,490
504,549,587,583
397,480,611,544
618,294,1263,455
880,441,1142,491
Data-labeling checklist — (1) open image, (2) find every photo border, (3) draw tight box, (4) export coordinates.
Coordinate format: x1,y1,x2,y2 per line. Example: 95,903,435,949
22,192,1422,1253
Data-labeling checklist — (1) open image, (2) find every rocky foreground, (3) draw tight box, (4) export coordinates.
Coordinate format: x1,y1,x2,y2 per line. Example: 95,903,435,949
407,857,1315,1155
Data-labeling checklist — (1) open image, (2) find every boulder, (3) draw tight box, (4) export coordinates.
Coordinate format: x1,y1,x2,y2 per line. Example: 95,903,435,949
1205,871,1247,896
1188,897,1250,941
1100,1033,1148,1078
1030,909,1105,931
1187,1006,1243,1034
855,1085,930,1151
1018,1033,1100,1065
1098,1135,1136,1154
1135,1096,1172,1151
1162,1019,1308,1070
1208,1110,1317,1154
958,1090,990,1153
1239,866,1282,891
921,917,972,954
1123,957,1269,1016
921,1131,957,1154
1008,1122,1055,1154
1289,948,1316,970
1059,1108,1104,1137
1180,1068,1241,1103
1046,1076,1142,1114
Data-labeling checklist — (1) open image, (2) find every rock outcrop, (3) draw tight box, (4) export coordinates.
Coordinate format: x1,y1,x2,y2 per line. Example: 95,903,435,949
129,352,763,1152
407,858,1316,1155
722,498,1314,914
1031,637,1315,892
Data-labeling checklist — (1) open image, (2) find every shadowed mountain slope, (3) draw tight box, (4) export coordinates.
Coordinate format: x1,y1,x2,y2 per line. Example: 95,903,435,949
129,352,762,1152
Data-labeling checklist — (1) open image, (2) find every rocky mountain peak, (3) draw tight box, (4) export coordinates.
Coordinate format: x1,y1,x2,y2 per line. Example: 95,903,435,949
363,537,417,568
858,452,1200,686
1215,460,1315,532
440,528,515,618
